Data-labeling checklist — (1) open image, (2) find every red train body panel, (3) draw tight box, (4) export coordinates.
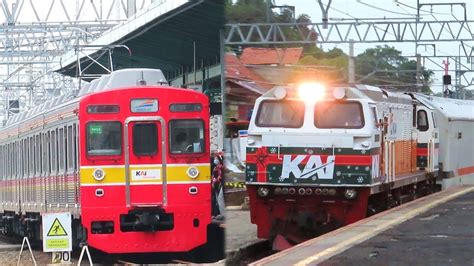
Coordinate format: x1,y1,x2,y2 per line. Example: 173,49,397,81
0,69,212,254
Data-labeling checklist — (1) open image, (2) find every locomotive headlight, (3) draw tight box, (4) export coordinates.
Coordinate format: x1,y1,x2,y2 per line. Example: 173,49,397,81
344,188,357,200
273,86,287,99
297,82,326,103
333,87,346,100
92,168,105,181
186,167,200,179
257,186,270,197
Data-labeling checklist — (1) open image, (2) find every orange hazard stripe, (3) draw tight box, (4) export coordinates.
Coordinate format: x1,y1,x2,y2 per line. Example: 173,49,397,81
458,166,474,176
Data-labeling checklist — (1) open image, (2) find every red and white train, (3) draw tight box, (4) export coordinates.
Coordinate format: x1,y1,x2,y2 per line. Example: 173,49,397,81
0,69,212,254
244,83,474,248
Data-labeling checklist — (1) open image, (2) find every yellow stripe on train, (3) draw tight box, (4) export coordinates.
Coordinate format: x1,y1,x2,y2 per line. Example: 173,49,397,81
80,164,211,185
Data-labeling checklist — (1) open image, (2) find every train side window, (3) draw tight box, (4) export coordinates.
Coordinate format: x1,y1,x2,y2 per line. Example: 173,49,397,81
0,146,3,179
51,130,57,173
169,120,205,154
417,110,429,131
86,122,122,156
22,140,26,178
73,124,79,171
29,137,34,177
41,133,47,175
133,123,158,156
36,134,41,175
47,131,51,174
67,125,74,171
371,106,378,128
58,128,65,171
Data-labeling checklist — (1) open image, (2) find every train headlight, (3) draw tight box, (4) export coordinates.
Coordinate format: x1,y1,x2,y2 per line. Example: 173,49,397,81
344,188,357,200
186,167,200,179
333,87,346,100
297,82,326,103
273,87,287,99
92,168,105,181
257,187,270,198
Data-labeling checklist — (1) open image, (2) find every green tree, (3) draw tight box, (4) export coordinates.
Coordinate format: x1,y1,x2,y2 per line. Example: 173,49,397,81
226,0,269,23
226,1,316,48
356,45,433,91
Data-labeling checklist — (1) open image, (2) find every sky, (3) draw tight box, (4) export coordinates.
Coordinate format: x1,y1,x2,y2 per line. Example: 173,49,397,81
274,0,474,93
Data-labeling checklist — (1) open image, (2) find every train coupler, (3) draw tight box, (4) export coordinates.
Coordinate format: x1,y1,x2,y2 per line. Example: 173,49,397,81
120,209,174,232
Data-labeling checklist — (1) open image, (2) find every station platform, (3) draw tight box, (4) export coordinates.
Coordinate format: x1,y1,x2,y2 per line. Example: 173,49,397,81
251,185,474,266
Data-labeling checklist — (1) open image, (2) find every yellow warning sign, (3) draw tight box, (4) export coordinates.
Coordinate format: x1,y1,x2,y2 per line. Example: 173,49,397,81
47,218,68,237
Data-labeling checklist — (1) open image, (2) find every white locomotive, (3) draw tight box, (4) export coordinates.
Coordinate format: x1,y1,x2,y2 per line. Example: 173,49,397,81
244,83,473,247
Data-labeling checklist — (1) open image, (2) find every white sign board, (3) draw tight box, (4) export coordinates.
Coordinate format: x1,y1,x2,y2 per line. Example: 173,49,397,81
132,169,161,180
42,212,72,252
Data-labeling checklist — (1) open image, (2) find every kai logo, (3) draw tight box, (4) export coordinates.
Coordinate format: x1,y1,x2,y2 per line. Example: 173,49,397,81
280,155,335,181
136,170,148,177
132,169,161,180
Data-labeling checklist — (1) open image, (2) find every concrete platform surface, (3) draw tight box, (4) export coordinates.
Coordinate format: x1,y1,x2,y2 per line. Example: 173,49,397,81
225,210,262,254
252,186,474,266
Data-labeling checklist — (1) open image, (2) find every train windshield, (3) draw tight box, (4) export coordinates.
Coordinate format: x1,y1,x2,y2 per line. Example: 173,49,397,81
87,122,122,156
256,100,305,128
314,101,364,129
169,120,205,154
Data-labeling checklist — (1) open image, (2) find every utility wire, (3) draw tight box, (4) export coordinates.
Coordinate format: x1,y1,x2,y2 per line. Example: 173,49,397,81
394,0,452,16
356,0,417,17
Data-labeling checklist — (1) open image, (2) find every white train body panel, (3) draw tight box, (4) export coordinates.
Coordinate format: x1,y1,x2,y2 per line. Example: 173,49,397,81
413,94,474,179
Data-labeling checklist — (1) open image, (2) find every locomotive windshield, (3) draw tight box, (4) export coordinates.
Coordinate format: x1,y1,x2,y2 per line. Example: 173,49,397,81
169,120,205,154
256,100,305,128
314,101,364,129
87,122,122,156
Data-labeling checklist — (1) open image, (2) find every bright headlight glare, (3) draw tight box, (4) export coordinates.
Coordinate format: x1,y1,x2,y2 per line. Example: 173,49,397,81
257,186,270,197
297,82,326,103
344,188,357,200
93,168,105,181
186,167,199,179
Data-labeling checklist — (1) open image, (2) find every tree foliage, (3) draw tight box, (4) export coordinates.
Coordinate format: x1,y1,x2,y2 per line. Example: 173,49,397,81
226,0,316,47
355,45,433,92
226,2,435,92
226,0,269,23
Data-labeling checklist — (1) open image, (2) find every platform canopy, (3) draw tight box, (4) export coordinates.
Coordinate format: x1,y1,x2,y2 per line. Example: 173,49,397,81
55,0,224,82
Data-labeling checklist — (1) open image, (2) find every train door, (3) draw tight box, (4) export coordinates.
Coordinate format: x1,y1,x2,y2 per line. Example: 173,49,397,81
416,106,439,172
124,117,166,208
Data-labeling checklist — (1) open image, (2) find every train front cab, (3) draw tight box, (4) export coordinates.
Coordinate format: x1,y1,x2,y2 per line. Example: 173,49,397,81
410,95,440,173
245,84,381,244
79,87,211,254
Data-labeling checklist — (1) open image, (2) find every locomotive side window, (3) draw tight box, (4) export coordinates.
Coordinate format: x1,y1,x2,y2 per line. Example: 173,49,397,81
133,123,158,156
314,101,364,129
256,100,305,128
87,122,122,156
417,110,429,131
169,120,204,154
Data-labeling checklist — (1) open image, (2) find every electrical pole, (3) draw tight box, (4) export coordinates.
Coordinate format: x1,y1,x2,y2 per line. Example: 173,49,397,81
416,53,421,92
348,39,355,84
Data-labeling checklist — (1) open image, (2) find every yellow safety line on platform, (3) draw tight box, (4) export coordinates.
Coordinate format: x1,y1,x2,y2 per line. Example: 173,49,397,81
293,186,474,266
